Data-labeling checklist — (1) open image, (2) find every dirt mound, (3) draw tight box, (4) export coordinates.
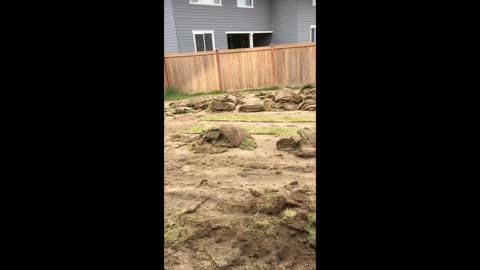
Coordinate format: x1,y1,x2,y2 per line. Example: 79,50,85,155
276,128,316,158
189,124,257,154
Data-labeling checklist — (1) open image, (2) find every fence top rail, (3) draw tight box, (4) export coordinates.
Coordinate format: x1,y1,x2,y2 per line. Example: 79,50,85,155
273,43,316,50
164,43,316,58
164,51,216,58
217,46,271,54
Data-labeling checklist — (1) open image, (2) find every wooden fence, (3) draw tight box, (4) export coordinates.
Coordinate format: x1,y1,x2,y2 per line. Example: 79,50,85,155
164,43,316,94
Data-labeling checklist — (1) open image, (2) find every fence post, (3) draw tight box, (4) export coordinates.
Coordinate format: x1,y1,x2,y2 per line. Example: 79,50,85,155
215,49,223,91
270,44,276,86
164,58,169,90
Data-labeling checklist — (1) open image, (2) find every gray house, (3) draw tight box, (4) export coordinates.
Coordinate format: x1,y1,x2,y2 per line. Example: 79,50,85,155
164,0,316,53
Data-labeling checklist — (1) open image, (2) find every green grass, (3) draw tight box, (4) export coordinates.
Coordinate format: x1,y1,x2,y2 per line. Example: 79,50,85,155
308,194,316,206
282,208,297,219
286,82,316,90
305,223,316,249
165,87,227,101
164,86,281,101
186,124,309,135
200,114,316,122
307,212,316,224
286,85,304,89
164,219,192,246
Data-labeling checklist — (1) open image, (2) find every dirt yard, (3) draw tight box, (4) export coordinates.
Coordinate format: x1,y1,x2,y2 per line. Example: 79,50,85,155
164,90,316,269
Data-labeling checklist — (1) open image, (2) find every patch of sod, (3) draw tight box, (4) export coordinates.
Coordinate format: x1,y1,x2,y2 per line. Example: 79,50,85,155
186,125,310,135
200,114,316,122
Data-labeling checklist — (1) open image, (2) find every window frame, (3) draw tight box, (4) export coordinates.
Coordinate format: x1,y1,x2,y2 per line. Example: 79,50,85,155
192,30,216,52
237,0,254,8
189,0,222,7
310,25,316,43
313,0,316,6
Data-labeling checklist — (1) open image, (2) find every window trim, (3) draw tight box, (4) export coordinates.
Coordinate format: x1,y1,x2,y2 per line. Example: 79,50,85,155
237,0,254,8
192,30,216,52
313,0,316,6
189,0,222,7
310,25,316,43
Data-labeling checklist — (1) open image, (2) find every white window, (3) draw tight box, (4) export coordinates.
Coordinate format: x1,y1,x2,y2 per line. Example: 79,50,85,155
313,0,316,6
237,0,253,8
310,25,316,42
190,0,222,6
192,31,216,52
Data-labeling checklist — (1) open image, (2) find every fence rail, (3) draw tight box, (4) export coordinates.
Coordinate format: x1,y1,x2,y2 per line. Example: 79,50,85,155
164,43,316,94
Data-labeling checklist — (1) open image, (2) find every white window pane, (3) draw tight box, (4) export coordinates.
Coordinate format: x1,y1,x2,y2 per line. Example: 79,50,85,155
238,0,246,6
246,0,252,6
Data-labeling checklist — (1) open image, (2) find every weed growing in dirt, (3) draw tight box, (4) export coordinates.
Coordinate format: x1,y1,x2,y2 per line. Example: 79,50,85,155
200,114,316,122
282,208,297,219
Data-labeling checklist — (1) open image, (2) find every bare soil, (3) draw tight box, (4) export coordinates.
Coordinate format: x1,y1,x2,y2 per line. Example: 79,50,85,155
164,91,316,269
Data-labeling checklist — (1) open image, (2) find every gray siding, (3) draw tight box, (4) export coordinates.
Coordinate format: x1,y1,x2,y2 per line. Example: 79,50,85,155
165,0,316,53
172,0,273,53
297,0,316,43
164,0,179,53
271,0,298,45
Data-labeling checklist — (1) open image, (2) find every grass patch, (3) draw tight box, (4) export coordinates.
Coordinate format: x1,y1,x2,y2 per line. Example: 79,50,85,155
239,137,257,151
286,82,316,90
286,85,304,89
164,219,192,246
305,223,316,249
200,114,316,122
165,87,227,101
164,86,281,101
282,208,297,219
186,124,308,135
307,212,316,224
